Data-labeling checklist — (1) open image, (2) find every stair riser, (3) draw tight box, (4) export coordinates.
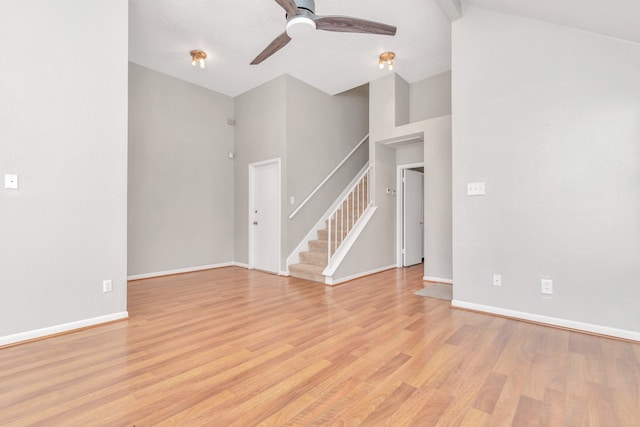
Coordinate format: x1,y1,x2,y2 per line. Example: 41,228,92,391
289,265,325,283
317,229,347,241
324,224,352,235
309,240,328,251
290,271,325,283
331,213,364,223
300,251,328,267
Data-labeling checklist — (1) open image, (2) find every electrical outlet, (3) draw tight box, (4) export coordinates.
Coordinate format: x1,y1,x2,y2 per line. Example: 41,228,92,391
467,182,485,196
4,174,18,189
103,279,113,293
493,274,502,287
541,279,553,295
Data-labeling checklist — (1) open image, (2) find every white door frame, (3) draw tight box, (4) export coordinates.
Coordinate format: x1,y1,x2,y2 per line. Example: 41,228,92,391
248,158,281,273
396,162,425,267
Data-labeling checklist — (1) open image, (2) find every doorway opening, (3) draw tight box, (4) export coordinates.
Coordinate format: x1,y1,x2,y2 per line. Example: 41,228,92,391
396,163,424,268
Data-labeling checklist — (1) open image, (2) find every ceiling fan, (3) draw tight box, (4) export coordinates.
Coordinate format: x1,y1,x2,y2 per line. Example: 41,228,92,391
251,0,397,65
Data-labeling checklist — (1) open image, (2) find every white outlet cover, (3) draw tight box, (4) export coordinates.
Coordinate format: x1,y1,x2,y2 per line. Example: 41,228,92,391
492,274,502,287
5,174,18,189
541,279,553,295
467,182,485,196
103,280,113,293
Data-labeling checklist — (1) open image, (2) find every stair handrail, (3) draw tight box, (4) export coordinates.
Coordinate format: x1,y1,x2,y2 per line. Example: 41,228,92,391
326,165,372,270
288,134,369,220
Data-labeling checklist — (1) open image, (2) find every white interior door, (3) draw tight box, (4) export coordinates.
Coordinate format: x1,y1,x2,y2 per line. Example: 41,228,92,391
403,169,424,266
249,160,280,273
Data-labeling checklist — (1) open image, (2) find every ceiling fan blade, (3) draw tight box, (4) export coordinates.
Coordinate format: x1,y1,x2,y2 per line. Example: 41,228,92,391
313,15,396,36
250,31,292,65
274,0,300,17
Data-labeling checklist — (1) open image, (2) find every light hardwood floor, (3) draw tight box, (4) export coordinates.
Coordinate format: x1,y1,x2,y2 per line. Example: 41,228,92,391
1,265,639,426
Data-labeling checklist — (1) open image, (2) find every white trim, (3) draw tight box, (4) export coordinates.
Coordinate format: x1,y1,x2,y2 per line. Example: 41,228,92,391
380,132,424,147
0,312,129,347
451,300,640,342
233,262,249,269
288,134,369,220
326,264,397,286
127,263,235,281
423,276,453,284
248,158,282,274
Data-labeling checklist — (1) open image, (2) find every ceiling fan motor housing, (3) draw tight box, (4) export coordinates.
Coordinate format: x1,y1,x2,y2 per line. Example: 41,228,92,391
294,0,315,14
286,0,317,39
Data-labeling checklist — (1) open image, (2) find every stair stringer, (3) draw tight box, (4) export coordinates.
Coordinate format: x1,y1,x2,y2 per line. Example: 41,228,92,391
286,163,370,273
323,205,377,285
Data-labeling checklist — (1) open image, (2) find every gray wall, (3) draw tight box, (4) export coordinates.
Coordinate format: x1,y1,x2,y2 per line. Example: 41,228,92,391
423,117,452,281
396,143,424,165
410,71,452,122
0,0,128,338
452,7,640,333
333,141,398,280
233,75,369,269
128,63,235,276
395,76,411,127
333,74,401,281
334,74,452,283
233,76,287,267
286,78,369,255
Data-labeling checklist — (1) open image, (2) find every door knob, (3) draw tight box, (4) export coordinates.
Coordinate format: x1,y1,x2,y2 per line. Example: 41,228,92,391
253,221,258,225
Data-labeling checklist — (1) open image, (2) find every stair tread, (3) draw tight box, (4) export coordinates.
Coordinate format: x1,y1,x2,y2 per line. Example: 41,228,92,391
299,250,328,267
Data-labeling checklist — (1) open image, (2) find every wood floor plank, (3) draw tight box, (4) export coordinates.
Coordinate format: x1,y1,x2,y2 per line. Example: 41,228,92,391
411,389,454,426
511,395,543,426
472,372,508,414
0,265,639,426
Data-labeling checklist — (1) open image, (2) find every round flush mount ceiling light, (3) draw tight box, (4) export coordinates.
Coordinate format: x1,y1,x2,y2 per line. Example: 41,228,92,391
190,50,207,68
286,15,316,39
379,51,395,70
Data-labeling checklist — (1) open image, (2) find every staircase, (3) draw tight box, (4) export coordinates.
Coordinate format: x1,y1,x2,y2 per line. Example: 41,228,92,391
289,171,369,284
288,231,328,282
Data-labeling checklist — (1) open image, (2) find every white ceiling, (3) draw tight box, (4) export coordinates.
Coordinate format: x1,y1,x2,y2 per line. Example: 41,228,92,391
464,0,640,46
129,0,640,98
129,0,452,97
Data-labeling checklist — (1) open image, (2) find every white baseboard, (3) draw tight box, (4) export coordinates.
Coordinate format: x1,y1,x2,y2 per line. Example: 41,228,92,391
451,300,640,342
0,311,129,347
127,262,236,281
326,265,397,286
423,276,453,284
233,262,249,269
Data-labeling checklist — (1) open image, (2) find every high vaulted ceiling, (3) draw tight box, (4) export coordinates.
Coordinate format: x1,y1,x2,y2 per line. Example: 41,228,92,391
129,0,452,97
129,0,640,98
465,0,640,46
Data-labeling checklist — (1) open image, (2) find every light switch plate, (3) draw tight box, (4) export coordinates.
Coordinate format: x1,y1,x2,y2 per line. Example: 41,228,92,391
5,174,18,189
467,182,485,195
